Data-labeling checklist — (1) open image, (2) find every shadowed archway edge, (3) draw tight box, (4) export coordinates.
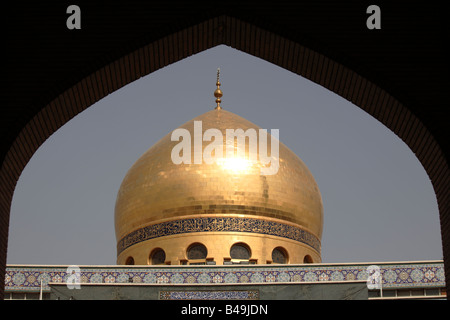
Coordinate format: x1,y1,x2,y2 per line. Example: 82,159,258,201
1,15,448,298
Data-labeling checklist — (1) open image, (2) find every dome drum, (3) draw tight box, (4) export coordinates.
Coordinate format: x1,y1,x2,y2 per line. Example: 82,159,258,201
117,231,321,266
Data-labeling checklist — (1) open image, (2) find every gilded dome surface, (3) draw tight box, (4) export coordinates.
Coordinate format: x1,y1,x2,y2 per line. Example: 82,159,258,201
114,108,324,258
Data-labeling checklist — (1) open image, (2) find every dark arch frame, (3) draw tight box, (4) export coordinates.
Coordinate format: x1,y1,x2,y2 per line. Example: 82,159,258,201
1,10,448,298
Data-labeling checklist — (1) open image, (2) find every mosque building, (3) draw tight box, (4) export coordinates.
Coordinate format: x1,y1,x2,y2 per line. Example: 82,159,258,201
3,71,446,300
115,69,323,267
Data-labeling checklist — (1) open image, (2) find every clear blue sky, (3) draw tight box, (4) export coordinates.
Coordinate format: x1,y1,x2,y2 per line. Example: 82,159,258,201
7,45,442,265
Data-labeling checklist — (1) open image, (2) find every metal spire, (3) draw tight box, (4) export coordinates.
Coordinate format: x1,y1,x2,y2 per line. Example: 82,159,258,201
214,68,223,110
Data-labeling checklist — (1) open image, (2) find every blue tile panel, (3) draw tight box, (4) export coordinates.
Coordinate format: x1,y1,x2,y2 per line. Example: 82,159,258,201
159,290,259,300
5,261,445,292
117,216,321,254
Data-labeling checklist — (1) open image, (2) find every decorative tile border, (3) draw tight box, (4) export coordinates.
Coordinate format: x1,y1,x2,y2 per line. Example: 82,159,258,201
117,216,321,254
159,290,259,300
5,261,445,292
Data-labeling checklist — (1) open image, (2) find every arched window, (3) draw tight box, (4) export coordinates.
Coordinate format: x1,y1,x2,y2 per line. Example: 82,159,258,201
303,255,313,264
125,256,135,265
272,247,288,264
149,248,166,265
187,243,208,260
230,243,251,260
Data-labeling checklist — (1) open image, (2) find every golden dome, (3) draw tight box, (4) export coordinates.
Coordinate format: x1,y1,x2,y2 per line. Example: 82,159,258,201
114,107,324,265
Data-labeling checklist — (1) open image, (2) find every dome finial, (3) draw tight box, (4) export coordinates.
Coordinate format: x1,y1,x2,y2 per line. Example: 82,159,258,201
214,68,223,110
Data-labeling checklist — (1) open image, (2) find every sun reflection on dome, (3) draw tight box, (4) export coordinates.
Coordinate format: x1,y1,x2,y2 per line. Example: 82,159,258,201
216,157,255,174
